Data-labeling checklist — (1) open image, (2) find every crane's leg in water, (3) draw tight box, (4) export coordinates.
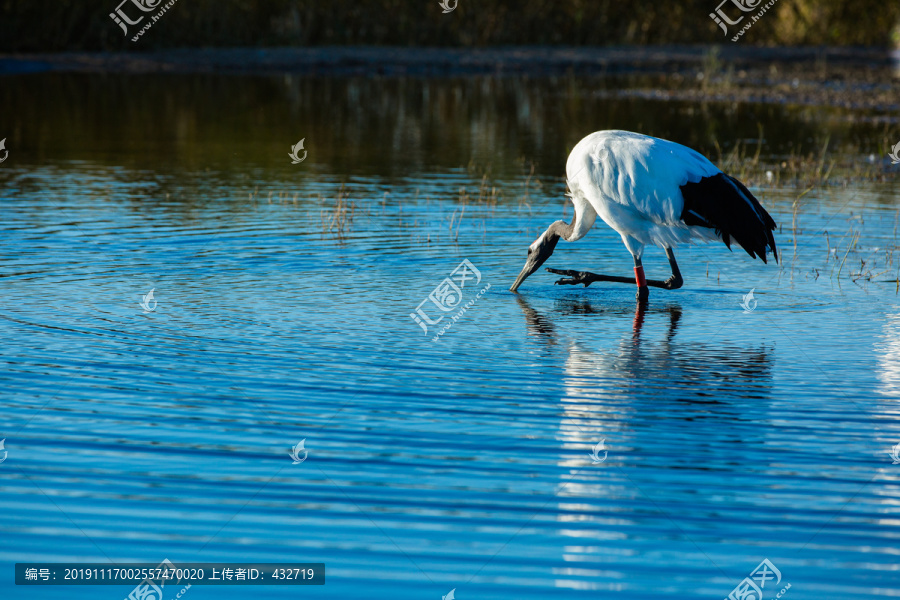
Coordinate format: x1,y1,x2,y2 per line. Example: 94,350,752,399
662,247,684,290
546,247,684,302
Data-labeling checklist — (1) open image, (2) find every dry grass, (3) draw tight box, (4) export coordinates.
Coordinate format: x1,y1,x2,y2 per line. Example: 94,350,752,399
715,130,898,190
320,185,355,237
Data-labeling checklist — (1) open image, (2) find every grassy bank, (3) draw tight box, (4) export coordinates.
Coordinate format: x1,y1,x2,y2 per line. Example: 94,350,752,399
3,0,899,52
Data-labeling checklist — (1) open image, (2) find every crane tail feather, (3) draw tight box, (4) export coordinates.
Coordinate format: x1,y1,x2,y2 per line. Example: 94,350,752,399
680,173,778,264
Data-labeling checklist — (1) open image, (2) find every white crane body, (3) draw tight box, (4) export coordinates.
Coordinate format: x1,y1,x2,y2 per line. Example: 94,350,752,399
511,130,778,299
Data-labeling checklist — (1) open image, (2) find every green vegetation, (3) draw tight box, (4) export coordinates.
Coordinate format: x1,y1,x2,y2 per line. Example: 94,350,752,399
3,0,899,52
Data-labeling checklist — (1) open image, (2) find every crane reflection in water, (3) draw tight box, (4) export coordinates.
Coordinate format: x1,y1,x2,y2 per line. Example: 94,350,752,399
512,296,777,591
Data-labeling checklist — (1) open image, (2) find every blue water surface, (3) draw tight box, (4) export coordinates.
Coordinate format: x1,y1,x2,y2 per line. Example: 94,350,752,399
1,73,899,600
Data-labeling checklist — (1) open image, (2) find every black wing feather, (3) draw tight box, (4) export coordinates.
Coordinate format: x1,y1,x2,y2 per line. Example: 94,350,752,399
680,173,778,263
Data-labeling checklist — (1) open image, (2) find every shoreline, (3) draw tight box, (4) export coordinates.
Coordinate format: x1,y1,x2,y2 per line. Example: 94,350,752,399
1,45,896,76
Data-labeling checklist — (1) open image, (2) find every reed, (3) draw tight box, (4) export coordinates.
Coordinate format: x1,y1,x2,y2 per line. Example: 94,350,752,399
320,185,355,237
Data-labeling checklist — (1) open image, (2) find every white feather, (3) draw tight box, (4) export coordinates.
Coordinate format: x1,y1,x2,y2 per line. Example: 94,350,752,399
566,130,722,255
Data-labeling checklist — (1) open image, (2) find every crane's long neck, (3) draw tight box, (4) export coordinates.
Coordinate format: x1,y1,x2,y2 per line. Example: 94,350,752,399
546,217,578,242
546,192,596,243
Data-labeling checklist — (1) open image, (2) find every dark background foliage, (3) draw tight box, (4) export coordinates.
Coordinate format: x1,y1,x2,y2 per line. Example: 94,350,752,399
1,0,899,52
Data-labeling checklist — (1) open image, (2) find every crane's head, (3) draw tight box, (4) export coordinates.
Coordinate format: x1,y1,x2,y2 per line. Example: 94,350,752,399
510,229,561,292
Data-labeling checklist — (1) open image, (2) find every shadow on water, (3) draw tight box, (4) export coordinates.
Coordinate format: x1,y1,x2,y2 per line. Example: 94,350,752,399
0,73,893,184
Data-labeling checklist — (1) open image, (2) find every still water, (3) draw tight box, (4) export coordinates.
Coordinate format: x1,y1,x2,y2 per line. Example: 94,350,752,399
1,73,900,599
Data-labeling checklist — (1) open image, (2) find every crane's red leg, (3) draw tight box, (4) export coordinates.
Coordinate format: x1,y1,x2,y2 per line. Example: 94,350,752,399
633,256,649,303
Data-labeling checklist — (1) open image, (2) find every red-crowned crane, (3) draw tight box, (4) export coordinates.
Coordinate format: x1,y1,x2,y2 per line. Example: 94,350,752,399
509,130,778,302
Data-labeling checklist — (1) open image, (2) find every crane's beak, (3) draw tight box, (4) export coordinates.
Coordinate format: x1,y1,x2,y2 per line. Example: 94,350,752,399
510,234,560,292
510,259,540,292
